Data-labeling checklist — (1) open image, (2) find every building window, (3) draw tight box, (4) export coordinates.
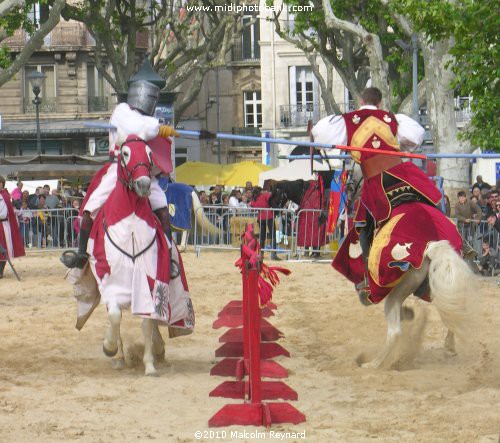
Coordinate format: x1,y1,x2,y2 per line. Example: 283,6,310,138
23,65,57,113
28,1,50,29
244,91,262,128
87,64,109,112
232,15,260,61
294,67,314,112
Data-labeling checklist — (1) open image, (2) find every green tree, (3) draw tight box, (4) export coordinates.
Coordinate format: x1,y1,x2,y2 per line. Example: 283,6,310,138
274,0,490,189
56,0,247,121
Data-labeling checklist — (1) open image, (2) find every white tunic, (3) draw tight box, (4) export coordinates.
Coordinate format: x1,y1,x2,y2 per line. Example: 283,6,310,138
311,105,425,151
85,103,166,217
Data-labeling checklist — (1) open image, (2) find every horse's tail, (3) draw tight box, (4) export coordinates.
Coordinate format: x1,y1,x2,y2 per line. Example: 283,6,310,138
191,191,222,236
425,240,473,340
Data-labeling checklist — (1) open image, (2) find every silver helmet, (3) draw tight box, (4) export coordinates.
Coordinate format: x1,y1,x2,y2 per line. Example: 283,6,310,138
127,80,160,116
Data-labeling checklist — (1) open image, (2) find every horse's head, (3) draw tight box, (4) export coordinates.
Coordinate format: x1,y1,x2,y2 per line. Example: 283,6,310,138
118,135,154,198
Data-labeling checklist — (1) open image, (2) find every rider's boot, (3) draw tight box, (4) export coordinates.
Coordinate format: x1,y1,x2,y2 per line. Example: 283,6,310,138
355,223,374,306
0,260,6,278
154,207,180,279
61,211,93,269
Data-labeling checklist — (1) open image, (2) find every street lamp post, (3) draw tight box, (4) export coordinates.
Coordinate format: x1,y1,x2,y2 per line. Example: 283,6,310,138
27,70,46,157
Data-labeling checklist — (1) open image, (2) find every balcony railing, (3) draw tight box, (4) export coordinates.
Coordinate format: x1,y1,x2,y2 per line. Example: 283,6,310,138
419,97,473,126
231,127,262,146
88,96,109,112
279,102,356,128
231,44,260,62
23,97,57,113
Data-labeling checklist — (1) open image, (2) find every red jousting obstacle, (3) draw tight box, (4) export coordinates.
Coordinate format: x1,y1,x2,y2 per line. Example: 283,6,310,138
208,225,306,427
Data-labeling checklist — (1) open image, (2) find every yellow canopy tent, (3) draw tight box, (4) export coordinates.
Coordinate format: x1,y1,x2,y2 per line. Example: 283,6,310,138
174,161,224,186
175,160,273,187
220,161,273,187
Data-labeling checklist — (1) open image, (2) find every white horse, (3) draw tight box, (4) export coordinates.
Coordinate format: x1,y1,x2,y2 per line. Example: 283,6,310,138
84,135,193,376
359,240,473,369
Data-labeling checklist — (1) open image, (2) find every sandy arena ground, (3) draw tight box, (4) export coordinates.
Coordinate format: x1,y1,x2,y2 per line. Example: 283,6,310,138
0,249,498,442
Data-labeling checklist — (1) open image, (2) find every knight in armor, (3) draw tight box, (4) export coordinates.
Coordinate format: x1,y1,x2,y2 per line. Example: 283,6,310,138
62,79,178,269
312,87,443,302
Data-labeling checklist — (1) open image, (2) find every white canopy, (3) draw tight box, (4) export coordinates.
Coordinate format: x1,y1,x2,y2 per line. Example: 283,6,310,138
258,159,340,186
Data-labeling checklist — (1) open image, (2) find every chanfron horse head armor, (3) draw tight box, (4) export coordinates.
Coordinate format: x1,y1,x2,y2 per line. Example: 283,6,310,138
117,135,154,197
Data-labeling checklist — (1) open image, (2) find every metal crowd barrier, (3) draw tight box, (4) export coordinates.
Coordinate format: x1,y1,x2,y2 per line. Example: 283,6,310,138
15,207,80,251
14,205,498,275
193,205,296,259
454,218,500,276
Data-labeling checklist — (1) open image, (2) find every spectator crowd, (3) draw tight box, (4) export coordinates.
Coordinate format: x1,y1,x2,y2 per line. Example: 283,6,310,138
453,175,500,275
6,179,87,249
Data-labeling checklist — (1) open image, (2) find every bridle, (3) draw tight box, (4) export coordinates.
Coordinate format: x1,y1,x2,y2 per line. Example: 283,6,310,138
117,137,153,191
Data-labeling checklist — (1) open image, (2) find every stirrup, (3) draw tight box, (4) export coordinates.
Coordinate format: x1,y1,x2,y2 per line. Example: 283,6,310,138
355,280,372,306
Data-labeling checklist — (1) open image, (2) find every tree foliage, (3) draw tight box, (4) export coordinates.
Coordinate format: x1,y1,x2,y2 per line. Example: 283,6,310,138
272,0,424,113
57,0,246,121
0,0,65,85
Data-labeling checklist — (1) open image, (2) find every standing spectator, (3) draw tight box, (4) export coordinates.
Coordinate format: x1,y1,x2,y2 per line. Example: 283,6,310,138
245,181,253,193
485,189,498,217
485,213,500,235
42,184,51,197
228,189,241,213
28,186,42,209
454,190,481,242
0,176,25,277
66,199,81,247
16,200,32,247
472,175,492,193
239,192,250,209
471,186,488,216
11,181,23,208
250,186,280,260
35,194,50,248
46,189,64,246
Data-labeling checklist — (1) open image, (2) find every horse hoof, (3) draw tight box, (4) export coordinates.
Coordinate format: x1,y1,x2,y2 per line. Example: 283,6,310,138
361,361,379,369
145,367,159,377
103,343,118,357
401,306,415,321
111,358,125,370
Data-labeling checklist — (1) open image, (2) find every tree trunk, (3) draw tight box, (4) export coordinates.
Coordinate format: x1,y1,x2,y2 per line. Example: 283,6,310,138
422,38,469,195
